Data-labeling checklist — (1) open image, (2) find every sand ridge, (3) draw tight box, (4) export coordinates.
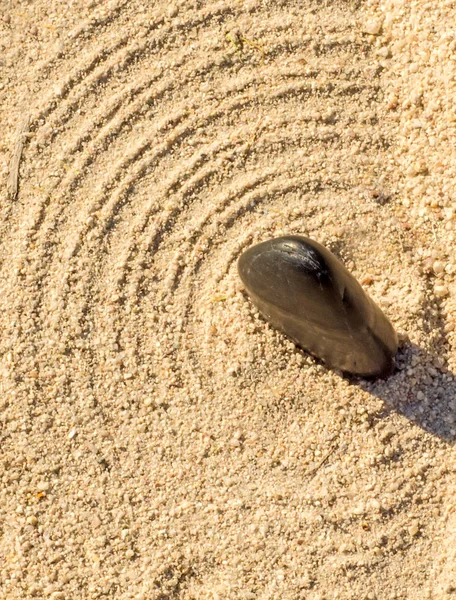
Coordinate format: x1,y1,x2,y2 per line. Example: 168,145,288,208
1,0,456,598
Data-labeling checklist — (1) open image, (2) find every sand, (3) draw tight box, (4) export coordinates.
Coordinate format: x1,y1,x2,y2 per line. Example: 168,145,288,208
1,0,456,598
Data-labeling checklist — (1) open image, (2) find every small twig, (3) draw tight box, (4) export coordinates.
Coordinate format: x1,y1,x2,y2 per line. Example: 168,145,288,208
225,30,265,65
7,114,30,201
307,437,337,479
241,36,265,65
225,31,244,59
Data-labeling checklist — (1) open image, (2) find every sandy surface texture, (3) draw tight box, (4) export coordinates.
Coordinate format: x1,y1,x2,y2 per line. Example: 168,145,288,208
1,0,456,598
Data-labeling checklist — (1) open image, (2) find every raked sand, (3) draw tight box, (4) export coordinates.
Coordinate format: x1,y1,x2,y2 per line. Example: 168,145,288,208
1,1,456,598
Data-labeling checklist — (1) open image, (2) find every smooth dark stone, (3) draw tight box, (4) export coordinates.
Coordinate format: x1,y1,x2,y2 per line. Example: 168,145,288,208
238,235,398,378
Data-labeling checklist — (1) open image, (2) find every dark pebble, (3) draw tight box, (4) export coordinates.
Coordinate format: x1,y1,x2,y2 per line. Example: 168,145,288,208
238,235,398,378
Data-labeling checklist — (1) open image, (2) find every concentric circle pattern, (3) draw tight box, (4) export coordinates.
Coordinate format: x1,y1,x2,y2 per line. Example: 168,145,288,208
1,0,456,598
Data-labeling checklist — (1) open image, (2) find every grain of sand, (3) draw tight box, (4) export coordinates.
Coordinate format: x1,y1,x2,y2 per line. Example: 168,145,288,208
1,0,456,598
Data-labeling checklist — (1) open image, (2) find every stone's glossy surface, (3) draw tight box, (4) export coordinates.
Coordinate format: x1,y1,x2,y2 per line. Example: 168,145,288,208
238,235,398,378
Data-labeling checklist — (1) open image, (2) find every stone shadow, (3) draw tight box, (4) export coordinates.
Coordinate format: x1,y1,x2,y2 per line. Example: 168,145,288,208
354,342,456,443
